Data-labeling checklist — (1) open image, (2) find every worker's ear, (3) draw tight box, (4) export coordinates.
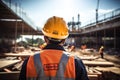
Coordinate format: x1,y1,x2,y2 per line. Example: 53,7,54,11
44,36,49,44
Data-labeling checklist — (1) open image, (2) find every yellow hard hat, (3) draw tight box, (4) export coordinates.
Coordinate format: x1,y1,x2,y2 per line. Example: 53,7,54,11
42,16,69,39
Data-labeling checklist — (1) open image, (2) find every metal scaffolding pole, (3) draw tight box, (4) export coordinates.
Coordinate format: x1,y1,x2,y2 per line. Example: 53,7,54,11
96,0,99,24
95,0,99,48
21,8,24,43
14,3,18,52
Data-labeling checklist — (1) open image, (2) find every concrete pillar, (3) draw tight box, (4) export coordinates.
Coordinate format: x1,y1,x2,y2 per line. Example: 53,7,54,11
114,28,116,49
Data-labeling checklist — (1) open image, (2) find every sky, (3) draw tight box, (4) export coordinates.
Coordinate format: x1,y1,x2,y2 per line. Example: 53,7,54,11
8,0,120,30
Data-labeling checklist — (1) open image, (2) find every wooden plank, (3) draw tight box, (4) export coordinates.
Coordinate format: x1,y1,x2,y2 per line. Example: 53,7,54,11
95,67,120,75
88,75,98,80
3,68,12,72
0,71,100,80
79,56,99,60
88,74,98,77
0,60,21,70
0,53,33,57
83,60,114,67
87,69,102,75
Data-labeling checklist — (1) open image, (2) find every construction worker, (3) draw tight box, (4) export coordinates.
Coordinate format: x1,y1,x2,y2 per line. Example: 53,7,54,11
99,46,104,58
69,45,75,52
19,16,89,80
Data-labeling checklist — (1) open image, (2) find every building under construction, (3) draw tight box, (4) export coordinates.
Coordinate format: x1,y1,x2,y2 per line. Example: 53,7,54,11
0,0,120,80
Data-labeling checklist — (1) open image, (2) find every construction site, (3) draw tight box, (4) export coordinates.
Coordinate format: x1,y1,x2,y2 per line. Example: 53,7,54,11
0,0,120,80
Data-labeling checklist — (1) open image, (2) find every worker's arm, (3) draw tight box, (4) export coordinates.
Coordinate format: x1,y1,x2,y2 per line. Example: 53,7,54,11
75,57,89,80
19,57,29,80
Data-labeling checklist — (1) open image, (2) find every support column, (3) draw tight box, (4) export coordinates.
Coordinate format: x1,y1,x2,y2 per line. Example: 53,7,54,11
90,32,92,48
96,32,98,48
21,22,24,42
14,3,18,52
114,28,116,49
32,35,34,47
103,30,106,47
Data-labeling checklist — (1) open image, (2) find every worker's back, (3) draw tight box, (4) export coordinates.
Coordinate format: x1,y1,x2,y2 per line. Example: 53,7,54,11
26,50,75,79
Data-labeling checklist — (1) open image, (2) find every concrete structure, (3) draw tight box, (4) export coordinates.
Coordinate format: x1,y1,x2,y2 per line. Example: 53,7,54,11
0,0,120,50
0,0,38,38
0,0,39,53
69,8,120,49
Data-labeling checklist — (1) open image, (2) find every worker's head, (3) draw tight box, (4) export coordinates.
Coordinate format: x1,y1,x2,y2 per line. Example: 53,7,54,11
42,16,69,45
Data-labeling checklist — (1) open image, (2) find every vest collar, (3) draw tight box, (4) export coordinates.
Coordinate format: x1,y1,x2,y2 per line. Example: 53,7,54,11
43,43,65,51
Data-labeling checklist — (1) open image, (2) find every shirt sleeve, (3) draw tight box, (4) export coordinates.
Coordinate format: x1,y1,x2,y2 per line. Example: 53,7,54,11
75,56,89,80
19,57,29,80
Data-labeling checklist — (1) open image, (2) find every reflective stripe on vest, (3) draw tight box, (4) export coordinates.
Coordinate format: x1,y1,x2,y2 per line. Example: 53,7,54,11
27,50,75,80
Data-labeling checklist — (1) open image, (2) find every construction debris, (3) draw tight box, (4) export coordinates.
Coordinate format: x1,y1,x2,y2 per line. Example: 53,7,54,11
0,47,120,80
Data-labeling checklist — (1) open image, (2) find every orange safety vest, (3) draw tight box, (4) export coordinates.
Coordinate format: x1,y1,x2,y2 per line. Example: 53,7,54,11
26,50,75,80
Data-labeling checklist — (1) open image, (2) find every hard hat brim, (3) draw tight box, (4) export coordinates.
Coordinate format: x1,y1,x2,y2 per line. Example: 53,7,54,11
42,29,69,40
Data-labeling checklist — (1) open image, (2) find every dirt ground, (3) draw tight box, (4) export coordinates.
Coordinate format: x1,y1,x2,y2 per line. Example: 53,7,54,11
69,48,120,80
